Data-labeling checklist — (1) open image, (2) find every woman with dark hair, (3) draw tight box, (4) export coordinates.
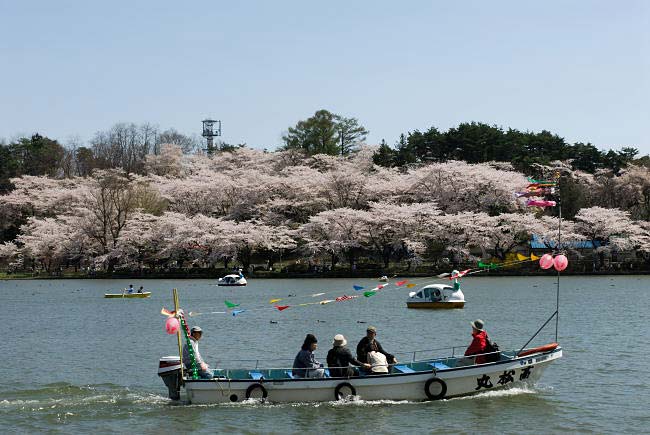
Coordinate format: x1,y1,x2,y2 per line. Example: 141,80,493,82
292,334,325,378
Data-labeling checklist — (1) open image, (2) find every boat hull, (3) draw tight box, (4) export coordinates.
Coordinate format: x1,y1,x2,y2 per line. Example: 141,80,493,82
406,301,464,309
104,292,151,298
183,347,561,404
217,283,247,286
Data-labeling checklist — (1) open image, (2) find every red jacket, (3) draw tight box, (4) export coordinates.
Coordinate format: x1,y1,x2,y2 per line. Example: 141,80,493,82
465,330,488,364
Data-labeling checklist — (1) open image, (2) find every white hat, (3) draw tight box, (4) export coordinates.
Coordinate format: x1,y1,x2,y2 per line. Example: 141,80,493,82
332,334,347,347
190,326,203,333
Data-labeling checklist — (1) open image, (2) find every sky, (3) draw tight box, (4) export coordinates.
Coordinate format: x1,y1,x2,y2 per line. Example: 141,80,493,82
0,0,648,153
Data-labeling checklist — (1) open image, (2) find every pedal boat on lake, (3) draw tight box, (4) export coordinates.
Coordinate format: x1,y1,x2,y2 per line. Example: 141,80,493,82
406,284,465,309
217,270,247,286
158,343,561,404
104,292,151,298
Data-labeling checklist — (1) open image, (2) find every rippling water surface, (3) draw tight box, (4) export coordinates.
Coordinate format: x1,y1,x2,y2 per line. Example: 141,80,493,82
2,276,649,434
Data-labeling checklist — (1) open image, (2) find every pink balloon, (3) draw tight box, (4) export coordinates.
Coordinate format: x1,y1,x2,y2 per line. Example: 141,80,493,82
165,317,180,335
539,254,554,269
553,254,568,271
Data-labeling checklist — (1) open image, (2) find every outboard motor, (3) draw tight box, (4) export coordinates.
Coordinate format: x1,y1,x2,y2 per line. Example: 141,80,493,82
158,356,182,400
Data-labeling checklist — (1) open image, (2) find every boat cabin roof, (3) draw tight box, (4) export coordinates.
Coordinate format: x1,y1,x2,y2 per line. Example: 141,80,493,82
421,284,454,291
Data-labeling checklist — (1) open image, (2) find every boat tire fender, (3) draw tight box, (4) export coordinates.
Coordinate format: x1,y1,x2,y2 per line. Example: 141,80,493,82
424,377,447,400
334,382,356,400
245,383,268,400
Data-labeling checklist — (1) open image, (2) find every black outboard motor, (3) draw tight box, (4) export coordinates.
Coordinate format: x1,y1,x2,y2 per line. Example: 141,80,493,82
158,356,182,400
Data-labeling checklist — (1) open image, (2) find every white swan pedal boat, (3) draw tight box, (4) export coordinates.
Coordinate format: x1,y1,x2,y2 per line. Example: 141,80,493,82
217,272,247,286
158,343,561,404
407,284,465,309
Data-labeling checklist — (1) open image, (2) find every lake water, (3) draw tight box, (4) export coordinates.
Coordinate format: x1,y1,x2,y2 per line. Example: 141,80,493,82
1,276,649,434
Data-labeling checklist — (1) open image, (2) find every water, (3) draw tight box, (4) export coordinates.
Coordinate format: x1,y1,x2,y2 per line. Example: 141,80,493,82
1,276,649,434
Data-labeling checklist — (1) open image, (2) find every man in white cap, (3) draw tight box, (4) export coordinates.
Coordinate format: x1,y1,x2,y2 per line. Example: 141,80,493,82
182,326,213,379
327,334,371,377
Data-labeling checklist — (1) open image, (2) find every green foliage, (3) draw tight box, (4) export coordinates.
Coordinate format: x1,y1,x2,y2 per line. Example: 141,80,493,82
0,134,65,193
373,122,640,174
282,109,368,156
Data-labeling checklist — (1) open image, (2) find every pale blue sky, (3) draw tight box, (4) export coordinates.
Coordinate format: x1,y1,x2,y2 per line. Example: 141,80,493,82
1,1,648,153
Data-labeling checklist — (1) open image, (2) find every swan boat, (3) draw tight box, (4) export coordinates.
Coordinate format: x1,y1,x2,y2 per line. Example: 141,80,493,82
406,284,465,309
158,343,561,404
217,271,247,286
104,291,151,298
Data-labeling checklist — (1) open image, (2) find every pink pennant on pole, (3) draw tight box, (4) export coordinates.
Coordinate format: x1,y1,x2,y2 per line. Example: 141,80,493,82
553,254,568,271
539,254,554,269
275,305,290,311
165,317,179,334
396,280,408,286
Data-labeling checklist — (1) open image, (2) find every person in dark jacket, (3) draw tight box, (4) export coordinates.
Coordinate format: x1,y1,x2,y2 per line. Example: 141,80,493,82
327,334,371,377
356,326,397,370
464,319,488,364
292,334,325,378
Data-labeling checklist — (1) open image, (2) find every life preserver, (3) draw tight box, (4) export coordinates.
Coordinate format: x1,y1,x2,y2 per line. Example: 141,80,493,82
245,383,268,400
424,377,447,400
517,343,559,357
334,382,357,400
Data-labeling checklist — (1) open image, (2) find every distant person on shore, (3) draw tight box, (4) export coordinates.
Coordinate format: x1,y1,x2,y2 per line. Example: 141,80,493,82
128,284,134,294
138,286,144,293
464,319,488,364
356,326,397,373
327,334,370,377
182,326,213,379
292,334,325,378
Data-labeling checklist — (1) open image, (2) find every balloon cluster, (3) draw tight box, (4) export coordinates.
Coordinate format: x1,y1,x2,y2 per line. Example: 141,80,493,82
539,253,568,271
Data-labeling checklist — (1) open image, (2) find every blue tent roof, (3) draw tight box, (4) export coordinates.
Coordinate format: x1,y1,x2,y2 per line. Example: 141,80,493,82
530,234,601,249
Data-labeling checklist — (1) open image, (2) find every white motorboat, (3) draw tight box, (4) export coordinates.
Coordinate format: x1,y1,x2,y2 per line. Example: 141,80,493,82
406,284,465,309
217,270,247,286
158,343,561,403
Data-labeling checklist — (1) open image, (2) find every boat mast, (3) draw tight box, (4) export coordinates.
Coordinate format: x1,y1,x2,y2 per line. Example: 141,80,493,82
555,173,561,342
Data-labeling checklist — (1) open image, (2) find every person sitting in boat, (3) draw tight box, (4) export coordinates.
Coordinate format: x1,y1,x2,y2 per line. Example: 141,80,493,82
292,334,325,378
182,326,213,379
327,334,371,377
464,319,488,365
137,286,143,293
356,326,397,372
128,284,134,294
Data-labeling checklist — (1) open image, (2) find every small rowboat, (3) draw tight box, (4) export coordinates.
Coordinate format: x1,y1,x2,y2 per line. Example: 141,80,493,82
104,292,151,298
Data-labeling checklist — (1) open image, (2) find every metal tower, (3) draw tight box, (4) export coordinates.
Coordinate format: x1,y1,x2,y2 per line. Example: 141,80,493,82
201,119,221,155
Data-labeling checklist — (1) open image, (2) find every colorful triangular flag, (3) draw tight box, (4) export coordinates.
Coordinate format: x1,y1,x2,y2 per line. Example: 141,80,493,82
224,300,240,309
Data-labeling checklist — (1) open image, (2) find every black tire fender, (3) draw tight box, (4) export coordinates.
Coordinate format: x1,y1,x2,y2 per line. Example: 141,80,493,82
334,382,357,400
245,383,268,400
424,377,447,400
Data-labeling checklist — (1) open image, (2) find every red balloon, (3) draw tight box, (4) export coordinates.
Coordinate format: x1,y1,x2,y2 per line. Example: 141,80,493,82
553,254,568,271
165,317,180,335
539,254,554,269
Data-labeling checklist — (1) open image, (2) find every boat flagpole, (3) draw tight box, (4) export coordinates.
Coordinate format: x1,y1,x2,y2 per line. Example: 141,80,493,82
555,173,561,342
173,288,184,381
